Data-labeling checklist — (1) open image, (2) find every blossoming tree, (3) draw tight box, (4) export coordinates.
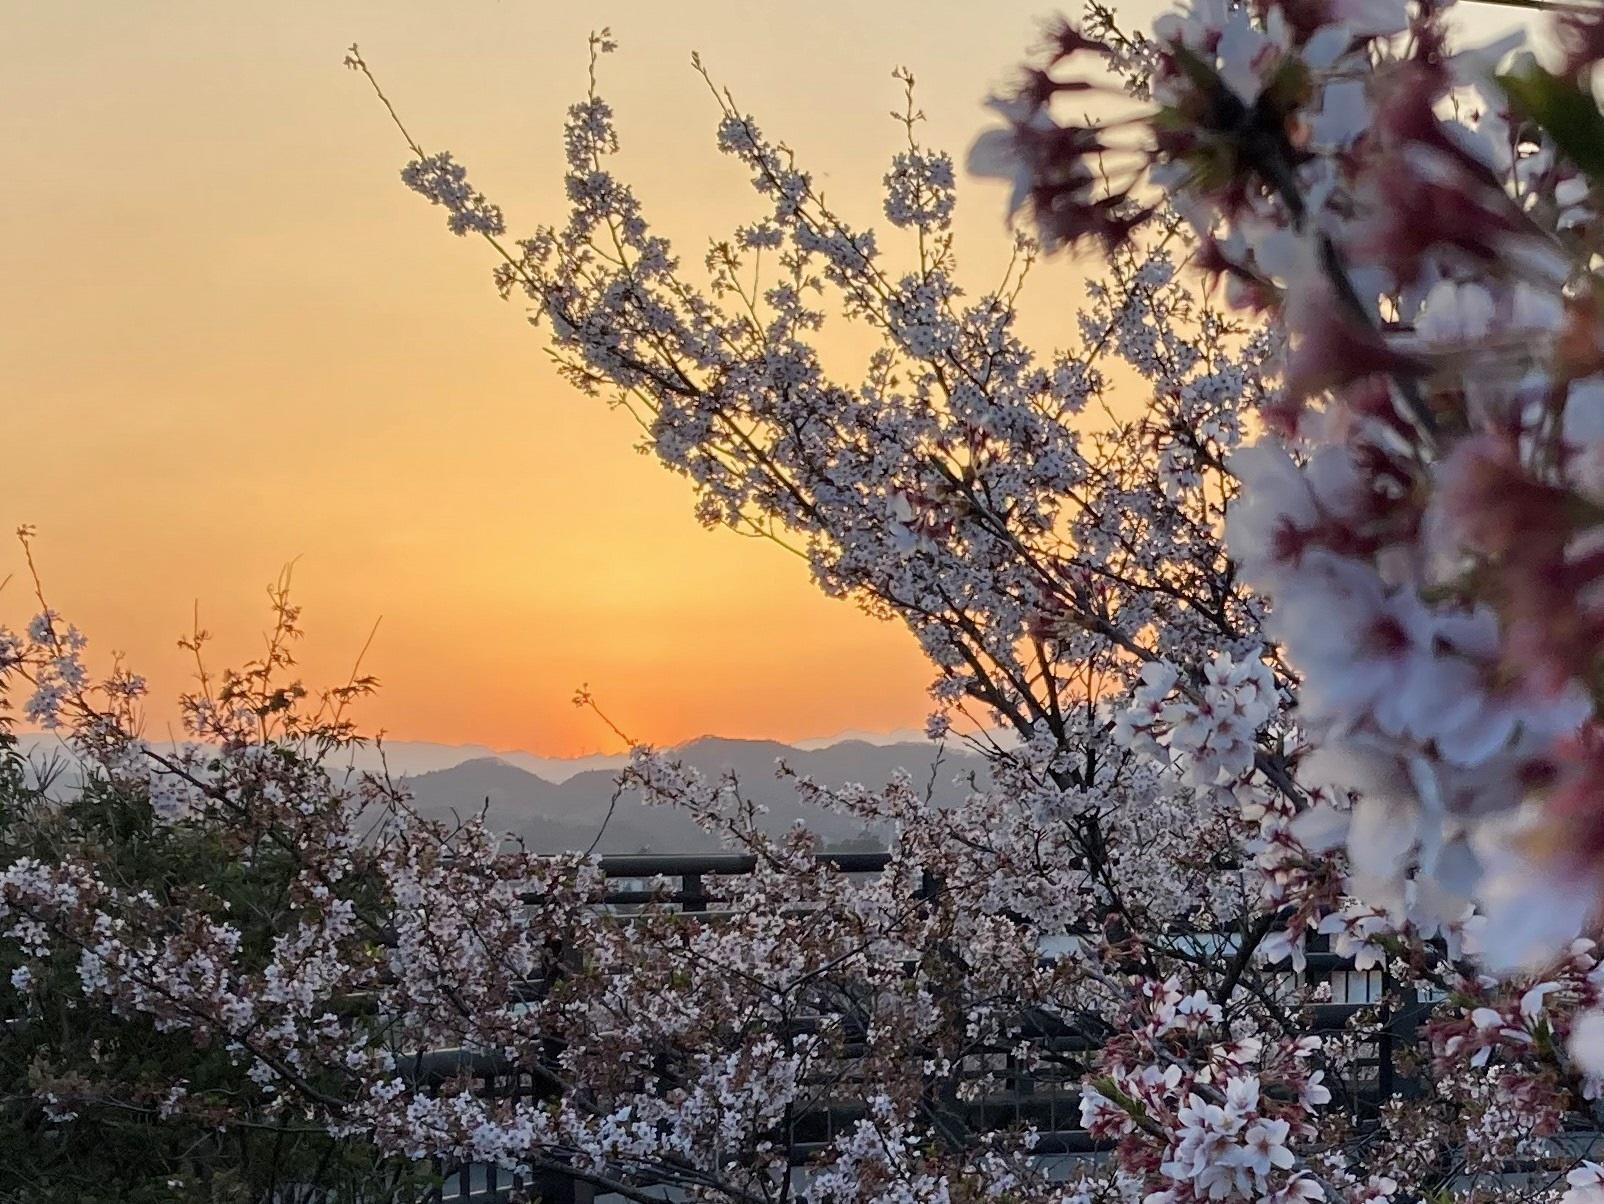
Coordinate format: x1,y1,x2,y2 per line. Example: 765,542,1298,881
361,12,1604,1196
969,0,1604,1039
9,2,1604,1197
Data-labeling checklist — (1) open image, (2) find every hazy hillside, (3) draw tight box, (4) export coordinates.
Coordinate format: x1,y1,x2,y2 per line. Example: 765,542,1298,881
12,731,989,854
328,730,941,783
329,741,627,783
401,737,987,854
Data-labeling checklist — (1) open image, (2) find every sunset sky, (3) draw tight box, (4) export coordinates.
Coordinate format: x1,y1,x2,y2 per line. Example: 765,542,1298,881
3,0,1521,756
2,0,1069,755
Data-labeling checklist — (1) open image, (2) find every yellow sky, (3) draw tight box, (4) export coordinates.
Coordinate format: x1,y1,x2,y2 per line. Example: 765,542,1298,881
2,1,1531,755
2,0,1133,755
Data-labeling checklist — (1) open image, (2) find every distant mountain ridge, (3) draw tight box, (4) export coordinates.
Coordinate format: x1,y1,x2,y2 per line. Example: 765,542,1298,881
10,730,989,855
399,735,987,854
333,741,627,783
10,731,630,786
328,727,939,782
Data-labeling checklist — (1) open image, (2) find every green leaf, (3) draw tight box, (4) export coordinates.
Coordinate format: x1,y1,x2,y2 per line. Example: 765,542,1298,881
1498,63,1604,181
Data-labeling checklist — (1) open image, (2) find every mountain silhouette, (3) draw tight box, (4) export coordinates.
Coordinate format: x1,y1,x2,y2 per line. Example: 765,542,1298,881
400,736,986,853
10,731,991,855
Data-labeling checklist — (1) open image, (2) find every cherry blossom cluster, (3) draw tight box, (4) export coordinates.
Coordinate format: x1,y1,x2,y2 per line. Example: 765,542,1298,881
344,16,1604,1197
975,0,1604,1067
1114,650,1279,786
1077,977,1332,1204
0,545,1482,1200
